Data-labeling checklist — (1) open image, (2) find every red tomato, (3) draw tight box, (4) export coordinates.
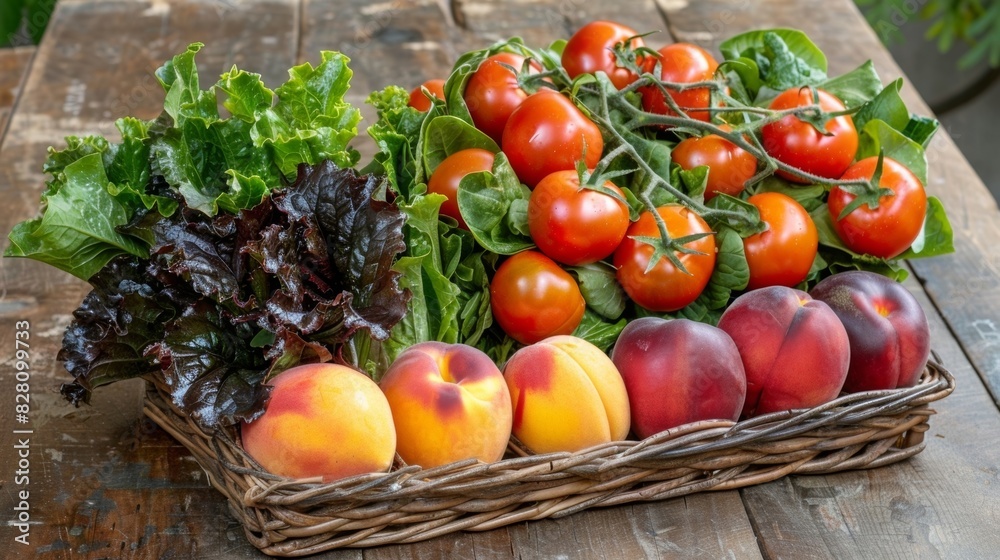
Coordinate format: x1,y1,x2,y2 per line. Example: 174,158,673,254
427,148,496,229
490,251,586,345
828,156,927,259
613,206,716,312
671,127,757,200
761,88,858,183
502,90,604,188
562,21,645,90
528,170,630,266
641,43,720,122
743,192,818,289
464,53,539,144
407,79,445,112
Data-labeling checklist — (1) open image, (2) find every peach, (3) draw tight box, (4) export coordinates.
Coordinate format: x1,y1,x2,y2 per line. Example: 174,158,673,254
611,317,746,438
503,335,630,454
379,342,512,468
718,286,851,418
240,363,396,481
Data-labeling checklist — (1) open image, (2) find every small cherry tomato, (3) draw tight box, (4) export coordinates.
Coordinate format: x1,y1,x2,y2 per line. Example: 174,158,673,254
761,88,858,183
671,127,757,200
528,170,630,266
613,206,716,312
502,89,603,188
641,43,720,122
743,192,818,289
828,156,927,259
464,53,539,144
562,21,645,90
407,79,445,111
490,250,586,345
427,148,496,229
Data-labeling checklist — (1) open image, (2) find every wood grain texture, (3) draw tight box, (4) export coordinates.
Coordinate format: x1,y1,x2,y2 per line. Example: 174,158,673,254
508,496,763,560
0,47,34,140
661,1,1000,558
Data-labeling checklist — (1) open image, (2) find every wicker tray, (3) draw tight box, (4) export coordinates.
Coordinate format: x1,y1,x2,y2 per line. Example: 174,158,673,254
141,359,955,557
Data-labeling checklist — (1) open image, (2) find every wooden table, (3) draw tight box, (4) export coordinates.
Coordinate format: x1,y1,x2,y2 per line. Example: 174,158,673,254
2,0,999,558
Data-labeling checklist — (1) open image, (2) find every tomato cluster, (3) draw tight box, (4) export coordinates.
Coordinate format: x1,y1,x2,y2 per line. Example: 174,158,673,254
405,20,933,346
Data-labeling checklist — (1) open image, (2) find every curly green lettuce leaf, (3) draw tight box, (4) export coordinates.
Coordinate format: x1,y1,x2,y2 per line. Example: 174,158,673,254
365,85,429,200
251,52,362,178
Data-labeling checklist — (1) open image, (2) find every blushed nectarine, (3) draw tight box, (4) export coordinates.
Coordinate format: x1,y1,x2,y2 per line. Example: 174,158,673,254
379,342,512,468
240,363,396,481
503,335,630,453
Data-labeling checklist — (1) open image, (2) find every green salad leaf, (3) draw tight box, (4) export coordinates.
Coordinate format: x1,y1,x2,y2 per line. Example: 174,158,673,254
6,43,364,280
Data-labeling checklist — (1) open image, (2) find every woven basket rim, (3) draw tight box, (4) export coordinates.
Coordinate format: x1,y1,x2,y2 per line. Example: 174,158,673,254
141,358,955,556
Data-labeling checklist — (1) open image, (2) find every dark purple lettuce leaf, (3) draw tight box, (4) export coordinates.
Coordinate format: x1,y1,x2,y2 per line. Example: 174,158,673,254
146,302,270,427
58,256,182,405
145,207,242,301
252,161,410,367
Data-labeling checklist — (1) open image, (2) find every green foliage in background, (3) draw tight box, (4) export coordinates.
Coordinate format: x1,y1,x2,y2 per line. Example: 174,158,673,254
1,0,57,47
856,0,1000,68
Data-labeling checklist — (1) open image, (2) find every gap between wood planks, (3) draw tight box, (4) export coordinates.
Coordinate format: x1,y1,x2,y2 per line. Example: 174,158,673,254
0,47,38,157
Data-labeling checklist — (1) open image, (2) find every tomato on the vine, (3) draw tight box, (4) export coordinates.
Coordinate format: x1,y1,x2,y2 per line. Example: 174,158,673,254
427,148,496,229
562,21,645,90
827,156,927,259
640,43,719,122
761,88,858,183
613,206,716,312
671,127,757,200
407,79,445,112
528,170,630,266
464,53,540,144
743,192,818,289
490,250,586,344
502,89,603,188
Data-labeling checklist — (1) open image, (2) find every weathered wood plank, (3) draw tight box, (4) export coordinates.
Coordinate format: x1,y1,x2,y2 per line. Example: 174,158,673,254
0,46,34,140
508,496,763,560
0,1,304,558
300,0,466,164
454,0,666,50
661,1,1000,558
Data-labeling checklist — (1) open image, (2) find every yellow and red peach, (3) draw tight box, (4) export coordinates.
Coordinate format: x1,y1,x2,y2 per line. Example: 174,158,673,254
718,286,851,418
379,341,512,468
240,363,396,481
503,335,630,454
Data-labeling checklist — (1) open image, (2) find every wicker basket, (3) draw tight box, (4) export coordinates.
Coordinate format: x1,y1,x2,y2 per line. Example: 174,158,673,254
141,359,954,557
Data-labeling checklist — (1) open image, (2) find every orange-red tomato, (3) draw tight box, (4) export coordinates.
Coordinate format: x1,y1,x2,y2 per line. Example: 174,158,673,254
562,21,645,90
407,79,445,112
502,90,603,188
464,53,539,144
761,88,858,183
427,148,496,229
671,128,757,200
743,192,818,289
527,170,630,266
641,43,720,122
828,156,927,259
613,206,716,312
490,251,586,345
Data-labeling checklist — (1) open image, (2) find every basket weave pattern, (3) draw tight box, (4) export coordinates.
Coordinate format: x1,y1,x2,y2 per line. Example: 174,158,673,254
142,360,955,557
